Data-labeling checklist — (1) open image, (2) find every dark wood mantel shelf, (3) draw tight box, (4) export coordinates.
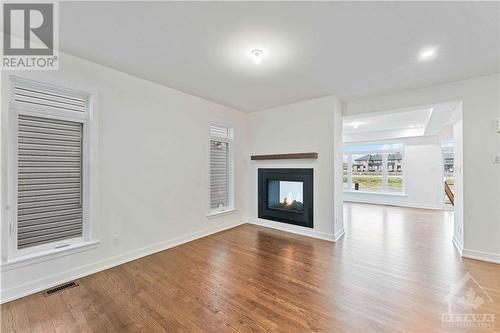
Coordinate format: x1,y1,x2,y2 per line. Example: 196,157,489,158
251,152,318,160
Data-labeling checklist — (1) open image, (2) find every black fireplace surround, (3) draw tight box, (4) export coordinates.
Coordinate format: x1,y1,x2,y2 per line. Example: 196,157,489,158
258,168,313,228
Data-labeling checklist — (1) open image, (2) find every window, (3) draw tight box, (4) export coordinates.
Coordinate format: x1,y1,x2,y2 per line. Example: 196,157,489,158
8,77,91,257
442,139,454,205
342,154,349,190
343,143,405,193
350,153,384,192
209,125,233,213
387,152,403,193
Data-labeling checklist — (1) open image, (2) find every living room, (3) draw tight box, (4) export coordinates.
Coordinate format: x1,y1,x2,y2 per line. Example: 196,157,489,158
1,2,499,332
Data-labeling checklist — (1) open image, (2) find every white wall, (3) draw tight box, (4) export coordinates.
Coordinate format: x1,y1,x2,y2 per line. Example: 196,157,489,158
246,96,344,241
343,135,444,210
333,99,345,239
344,74,500,263
453,117,464,250
0,52,249,302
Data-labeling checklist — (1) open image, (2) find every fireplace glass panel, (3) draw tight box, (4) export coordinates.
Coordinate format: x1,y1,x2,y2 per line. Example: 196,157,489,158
267,180,304,213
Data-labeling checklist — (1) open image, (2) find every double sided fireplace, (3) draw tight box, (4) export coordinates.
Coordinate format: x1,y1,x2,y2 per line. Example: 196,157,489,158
258,168,313,228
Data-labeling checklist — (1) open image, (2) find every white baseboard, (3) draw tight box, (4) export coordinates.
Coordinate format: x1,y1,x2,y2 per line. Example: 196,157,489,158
343,199,441,210
452,236,463,255
246,217,335,242
0,219,245,304
334,227,345,242
462,248,500,264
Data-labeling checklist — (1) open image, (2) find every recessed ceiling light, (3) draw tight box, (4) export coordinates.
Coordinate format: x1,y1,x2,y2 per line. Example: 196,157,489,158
346,121,365,129
418,47,438,61
251,49,263,64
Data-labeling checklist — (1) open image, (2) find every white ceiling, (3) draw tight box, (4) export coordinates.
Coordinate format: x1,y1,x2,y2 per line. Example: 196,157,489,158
343,108,433,135
59,2,499,112
343,101,459,141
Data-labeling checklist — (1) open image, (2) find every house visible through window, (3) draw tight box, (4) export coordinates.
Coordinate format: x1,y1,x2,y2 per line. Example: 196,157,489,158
9,77,91,256
442,139,454,206
343,143,404,193
209,125,233,213
387,152,404,192
342,154,349,190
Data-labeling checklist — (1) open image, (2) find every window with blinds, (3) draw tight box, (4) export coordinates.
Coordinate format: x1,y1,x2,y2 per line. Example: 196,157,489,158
10,78,89,251
209,125,232,210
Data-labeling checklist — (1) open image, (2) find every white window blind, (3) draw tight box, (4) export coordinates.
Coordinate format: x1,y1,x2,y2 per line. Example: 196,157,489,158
13,84,86,113
17,115,83,249
210,125,229,138
209,125,231,210
210,140,228,209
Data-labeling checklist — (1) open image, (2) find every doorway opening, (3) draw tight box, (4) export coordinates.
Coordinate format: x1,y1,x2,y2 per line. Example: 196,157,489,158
342,101,464,251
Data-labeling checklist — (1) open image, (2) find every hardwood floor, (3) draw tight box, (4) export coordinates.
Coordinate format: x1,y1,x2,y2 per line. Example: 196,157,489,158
2,203,499,332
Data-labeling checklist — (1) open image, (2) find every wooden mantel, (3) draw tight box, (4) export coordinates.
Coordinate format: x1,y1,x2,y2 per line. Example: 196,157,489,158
251,152,318,160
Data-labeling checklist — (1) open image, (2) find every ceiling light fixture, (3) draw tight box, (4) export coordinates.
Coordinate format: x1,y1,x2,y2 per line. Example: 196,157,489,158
418,47,437,61
251,49,263,64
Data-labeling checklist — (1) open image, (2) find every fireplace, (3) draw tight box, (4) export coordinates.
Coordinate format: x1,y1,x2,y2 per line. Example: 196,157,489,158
258,168,313,228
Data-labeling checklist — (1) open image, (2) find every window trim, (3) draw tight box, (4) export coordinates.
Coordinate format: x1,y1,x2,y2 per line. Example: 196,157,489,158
5,76,96,262
208,124,234,216
343,148,406,194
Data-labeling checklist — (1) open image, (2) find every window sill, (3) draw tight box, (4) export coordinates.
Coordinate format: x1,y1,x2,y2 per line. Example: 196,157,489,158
1,240,100,272
343,190,408,197
206,208,237,218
